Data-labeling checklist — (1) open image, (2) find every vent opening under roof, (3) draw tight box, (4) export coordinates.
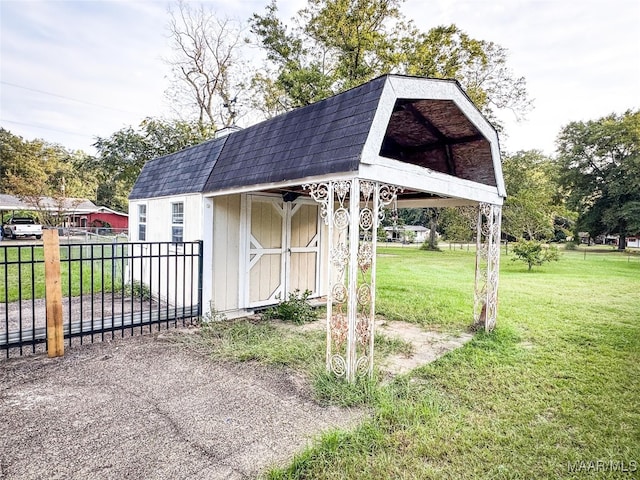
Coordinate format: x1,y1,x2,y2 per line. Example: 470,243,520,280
379,99,497,187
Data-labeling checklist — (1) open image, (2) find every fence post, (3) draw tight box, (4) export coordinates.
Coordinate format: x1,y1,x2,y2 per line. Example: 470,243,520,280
197,240,203,318
44,230,64,357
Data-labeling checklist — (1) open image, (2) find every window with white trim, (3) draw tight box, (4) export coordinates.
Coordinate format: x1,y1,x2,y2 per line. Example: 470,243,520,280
138,204,146,241
171,202,184,243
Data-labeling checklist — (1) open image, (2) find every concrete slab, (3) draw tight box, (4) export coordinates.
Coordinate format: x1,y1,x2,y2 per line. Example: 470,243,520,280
0,334,363,480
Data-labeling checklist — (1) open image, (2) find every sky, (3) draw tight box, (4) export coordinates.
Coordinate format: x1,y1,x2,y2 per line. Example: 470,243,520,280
1,0,639,157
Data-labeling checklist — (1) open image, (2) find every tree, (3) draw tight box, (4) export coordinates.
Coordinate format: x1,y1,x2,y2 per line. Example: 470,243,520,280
501,150,568,241
399,25,530,126
439,207,475,244
92,118,215,211
0,128,97,225
556,110,640,249
511,240,559,271
165,0,246,128
249,0,531,126
424,208,440,250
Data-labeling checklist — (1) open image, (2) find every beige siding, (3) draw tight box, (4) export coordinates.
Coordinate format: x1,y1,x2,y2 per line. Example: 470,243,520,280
251,201,282,249
289,204,319,294
212,195,241,311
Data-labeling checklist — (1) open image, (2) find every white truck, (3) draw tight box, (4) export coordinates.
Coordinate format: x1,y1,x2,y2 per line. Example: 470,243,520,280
2,217,43,240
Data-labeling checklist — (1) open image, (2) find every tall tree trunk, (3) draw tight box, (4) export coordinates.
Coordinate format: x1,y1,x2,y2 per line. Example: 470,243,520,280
428,208,438,249
619,233,626,250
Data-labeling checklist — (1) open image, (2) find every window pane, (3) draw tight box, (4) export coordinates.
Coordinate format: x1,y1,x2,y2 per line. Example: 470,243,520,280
139,224,146,241
172,226,183,243
138,204,146,222
172,203,184,224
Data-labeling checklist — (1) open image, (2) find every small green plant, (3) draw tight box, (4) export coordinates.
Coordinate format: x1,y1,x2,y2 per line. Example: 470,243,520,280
263,289,316,324
115,280,151,300
511,239,560,271
199,302,227,326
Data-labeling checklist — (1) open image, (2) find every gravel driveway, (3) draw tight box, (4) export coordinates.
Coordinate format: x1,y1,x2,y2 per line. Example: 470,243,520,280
0,332,363,479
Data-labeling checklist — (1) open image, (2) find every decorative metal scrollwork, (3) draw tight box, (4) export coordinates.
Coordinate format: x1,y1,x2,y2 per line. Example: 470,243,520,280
334,208,350,230
474,202,502,332
359,207,374,230
330,354,347,377
356,284,371,306
331,243,349,270
305,179,402,381
330,311,348,346
359,181,375,199
357,243,373,272
334,180,351,199
355,355,370,376
332,283,348,303
303,183,330,225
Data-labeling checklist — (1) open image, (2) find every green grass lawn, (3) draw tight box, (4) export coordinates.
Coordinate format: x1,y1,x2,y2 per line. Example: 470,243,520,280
258,246,639,479
0,244,126,302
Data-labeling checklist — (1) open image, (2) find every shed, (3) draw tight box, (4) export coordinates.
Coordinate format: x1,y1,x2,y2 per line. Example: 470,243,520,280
129,74,505,381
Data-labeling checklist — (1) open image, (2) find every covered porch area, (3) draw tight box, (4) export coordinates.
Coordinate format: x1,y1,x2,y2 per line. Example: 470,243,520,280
131,74,505,382
202,75,505,381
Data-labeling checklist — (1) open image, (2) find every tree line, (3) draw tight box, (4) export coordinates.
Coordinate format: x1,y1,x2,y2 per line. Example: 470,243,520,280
1,0,638,246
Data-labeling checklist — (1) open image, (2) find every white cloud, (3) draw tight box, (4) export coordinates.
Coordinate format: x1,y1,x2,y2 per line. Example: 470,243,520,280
404,0,640,153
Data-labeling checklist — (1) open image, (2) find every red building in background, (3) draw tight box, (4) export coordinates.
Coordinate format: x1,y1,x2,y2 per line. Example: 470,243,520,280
86,207,128,231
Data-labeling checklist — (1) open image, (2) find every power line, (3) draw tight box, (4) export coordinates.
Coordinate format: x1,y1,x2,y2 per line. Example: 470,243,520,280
0,119,96,139
0,80,141,115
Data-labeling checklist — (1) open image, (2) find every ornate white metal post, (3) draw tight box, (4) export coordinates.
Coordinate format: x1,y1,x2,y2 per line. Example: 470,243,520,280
473,202,502,331
306,180,400,381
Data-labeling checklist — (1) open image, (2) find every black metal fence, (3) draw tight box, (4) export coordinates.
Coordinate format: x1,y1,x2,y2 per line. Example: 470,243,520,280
0,241,203,358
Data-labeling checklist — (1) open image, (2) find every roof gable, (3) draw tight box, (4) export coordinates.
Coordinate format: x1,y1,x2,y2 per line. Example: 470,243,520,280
361,76,505,197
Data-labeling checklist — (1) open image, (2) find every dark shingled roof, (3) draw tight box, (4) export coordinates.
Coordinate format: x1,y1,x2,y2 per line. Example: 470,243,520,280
129,136,228,200
129,74,501,200
202,76,386,192
129,76,386,199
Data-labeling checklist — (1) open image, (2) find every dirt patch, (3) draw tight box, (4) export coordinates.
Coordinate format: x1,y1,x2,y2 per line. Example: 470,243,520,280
278,317,473,377
0,333,363,480
375,320,473,376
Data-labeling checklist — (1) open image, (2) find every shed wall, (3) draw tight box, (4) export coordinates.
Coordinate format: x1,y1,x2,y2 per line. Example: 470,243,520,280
212,194,242,312
129,194,202,242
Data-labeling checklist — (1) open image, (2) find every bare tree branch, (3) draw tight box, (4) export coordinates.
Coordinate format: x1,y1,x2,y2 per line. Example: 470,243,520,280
165,0,247,128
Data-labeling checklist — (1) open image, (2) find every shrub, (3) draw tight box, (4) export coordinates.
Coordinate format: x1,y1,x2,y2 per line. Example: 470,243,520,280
511,240,560,271
419,240,441,251
115,280,151,300
263,289,316,324
564,241,578,250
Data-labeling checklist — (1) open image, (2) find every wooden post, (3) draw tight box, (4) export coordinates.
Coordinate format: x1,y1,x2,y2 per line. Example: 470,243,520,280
44,229,64,357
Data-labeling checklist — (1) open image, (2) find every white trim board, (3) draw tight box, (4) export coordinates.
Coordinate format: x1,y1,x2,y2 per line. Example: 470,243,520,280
361,76,506,198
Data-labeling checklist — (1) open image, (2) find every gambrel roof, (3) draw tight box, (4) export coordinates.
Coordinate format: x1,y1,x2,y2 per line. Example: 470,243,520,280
130,75,505,205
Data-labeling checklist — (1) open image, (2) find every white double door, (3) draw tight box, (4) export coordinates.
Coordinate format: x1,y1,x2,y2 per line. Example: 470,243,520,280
246,195,320,308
